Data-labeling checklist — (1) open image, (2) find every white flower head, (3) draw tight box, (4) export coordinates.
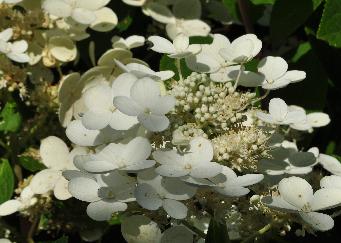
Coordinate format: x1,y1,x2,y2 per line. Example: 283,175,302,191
148,33,201,59
29,136,88,200
256,98,306,125
135,169,197,219
219,34,262,64
81,73,139,131
114,59,174,81
262,176,341,231
113,77,175,132
257,56,306,90
0,28,30,63
42,0,114,26
75,136,155,173
212,166,264,196
68,171,135,221
153,137,222,178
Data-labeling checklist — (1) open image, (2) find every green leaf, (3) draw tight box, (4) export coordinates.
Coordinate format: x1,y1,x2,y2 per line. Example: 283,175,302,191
205,218,230,243
189,36,213,45
222,0,240,22
325,141,336,155
250,0,275,4
317,0,341,47
116,15,133,32
0,159,15,204
18,156,46,172
159,55,191,81
291,42,312,63
0,102,22,133
270,0,323,44
108,214,121,225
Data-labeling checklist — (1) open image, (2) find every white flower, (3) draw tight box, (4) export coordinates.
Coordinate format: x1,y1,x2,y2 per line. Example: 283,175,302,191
318,153,341,176
42,0,113,25
113,77,175,132
166,19,210,40
212,166,264,196
0,187,37,216
219,34,262,64
185,34,249,82
148,33,201,59
115,60,175,81
112,35,145,50
153,137,222,178
75,137,155,173
29,136,88,200
0,239,11,243
256,98,306,125
68,171,135,221
135,169,197,219
122,0,147,7
289,106,330,132
257,56,306,90
0,28,30,63
262,176,341,231
81,73,139,130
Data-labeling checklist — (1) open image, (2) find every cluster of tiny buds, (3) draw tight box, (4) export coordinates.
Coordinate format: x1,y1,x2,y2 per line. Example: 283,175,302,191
169,72,256,130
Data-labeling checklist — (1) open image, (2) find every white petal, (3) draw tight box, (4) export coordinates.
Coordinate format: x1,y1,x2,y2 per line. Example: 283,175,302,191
320,175,341,189
162,199,187,219
148,36,175,54
114,96,141,116
258,56,288,81
215,186,250,197
190,162,222,178
269,98,288,122
162,178,197,200
256,112,276,123
109,111,139,130
30,169,61,194
144,2,175,24
278,176,313,210
185,52,220,73
83,160,118,173
161,226,193,243
72,8,97,25
42,0,72,18
82,110,112,130
49,36,77,62
131,78,161,107
90,7,118,32
83,84,112,111
124,137,152,163
288,152,316,167
53,177,72,200
299,212,334,231
125,35,146,49
76,0,109,10
11,40,28,53
68,177,100,202
261,196,299,212
40,136,69,170
187,137,214,163
156,165,188,177
138,113,170,132
87,200,127,221
311,188,341,211
135,183,163,210
0,200,22,216
307,112,330,128
112,73,138,97
235,174,264,187
0,28,13,42
173,33,189,52
6,53,30,63
319,154,341,176
66,120,101,147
